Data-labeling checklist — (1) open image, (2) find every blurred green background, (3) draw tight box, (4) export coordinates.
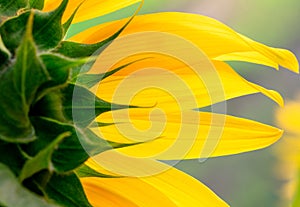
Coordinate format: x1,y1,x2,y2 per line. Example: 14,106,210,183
69,1,300,206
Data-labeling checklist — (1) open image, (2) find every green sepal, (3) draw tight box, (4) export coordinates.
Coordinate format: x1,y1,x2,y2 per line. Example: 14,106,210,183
19,131,70,182
40,53,86,79
0,0,68,52
28,0,45,10
21,116,131,177
0,0,27,21
62,83,133,128
53,28,125,77
74,58,149,88
31,91,66,122
76,164,119,178
72,73,106,88
54,15,138,80
0,12,50,143
0,11,28,52
44,172,92,207
81,128,136,153
53,40,106,59
20,117,88,178
89,122,115,128
62,2,82,37
32,0,66,50
54,11,134,60
36,53,87,102
0,163,59,207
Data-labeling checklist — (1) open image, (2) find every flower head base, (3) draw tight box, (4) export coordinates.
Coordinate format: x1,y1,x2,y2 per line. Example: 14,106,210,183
0,0,298,206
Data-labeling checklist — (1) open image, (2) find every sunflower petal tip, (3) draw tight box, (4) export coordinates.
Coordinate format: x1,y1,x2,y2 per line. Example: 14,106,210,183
277,94,285,107
276,129,284,142
287,60,299,74
269,89,284,107
264,128,284,149
292,63,299,74
281,49,299,73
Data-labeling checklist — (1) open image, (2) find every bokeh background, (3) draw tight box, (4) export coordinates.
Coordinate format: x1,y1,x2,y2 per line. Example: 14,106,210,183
68,1,300,206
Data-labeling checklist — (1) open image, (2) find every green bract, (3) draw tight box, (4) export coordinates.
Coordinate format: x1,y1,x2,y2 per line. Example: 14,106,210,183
0,0,134,206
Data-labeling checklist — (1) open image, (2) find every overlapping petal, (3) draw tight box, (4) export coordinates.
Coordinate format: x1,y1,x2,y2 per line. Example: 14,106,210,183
43,0,141,23
3,0,298,206
41,2,299,205
92,109,283,159
71,12,298,72
81,159,229,207
92,54,283,109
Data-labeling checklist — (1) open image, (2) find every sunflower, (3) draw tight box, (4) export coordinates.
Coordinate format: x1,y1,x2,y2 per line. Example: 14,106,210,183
275,96,300,207
0,0,298,206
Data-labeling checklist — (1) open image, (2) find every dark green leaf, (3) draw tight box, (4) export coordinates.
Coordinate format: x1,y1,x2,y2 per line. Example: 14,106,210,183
0,141,26,176
53,40,106,59
0,0,67,52
23,117,128,175
23,117,89,174
32,0,67,50
0,12,49,143
45,172,92,207
0,163,58,207
76,164,119,178
31,91,66,122
0,0,27,20
40,53,86,82
36,53,86,101
29,0,45,10
0,11,29,53
22,169,52,196
62,84,132,128
19,131,70,182
53,30,119,77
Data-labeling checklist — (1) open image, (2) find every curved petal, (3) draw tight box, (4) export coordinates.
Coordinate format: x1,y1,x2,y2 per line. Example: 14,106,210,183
92,53,283,109
92,109,283,159
71,12,298,72
81,176,176,207
43,0,141,23
81,160,229,207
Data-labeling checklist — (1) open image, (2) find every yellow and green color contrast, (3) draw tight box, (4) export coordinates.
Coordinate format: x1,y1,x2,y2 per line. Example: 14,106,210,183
0,0,298,206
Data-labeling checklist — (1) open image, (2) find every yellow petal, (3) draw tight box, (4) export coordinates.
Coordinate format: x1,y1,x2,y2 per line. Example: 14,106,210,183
43,0,141,23
92,109,283,159
215,34,299,72
91,52,283,109
81,159,229,207
81,175,176,207
71,12,298,72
